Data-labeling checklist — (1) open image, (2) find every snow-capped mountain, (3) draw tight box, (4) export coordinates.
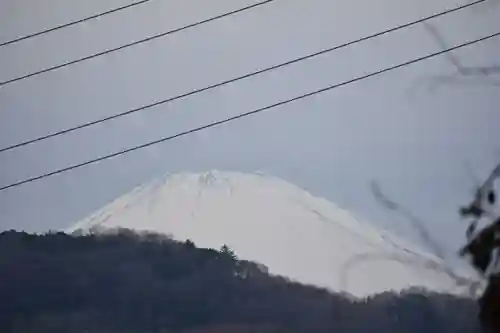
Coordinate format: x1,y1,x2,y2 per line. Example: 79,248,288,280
68,170,476,298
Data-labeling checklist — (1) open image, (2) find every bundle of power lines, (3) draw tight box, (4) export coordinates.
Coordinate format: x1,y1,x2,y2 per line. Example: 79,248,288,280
0,0,498,192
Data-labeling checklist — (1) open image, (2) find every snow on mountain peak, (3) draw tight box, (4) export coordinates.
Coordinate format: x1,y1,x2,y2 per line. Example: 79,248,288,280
68,170,474,298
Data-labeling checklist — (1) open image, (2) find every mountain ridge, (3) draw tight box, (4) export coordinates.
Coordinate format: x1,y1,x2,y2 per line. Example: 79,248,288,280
68,170,475,297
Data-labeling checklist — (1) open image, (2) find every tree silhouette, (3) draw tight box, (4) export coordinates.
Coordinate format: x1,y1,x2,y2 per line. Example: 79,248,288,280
0,228,481,333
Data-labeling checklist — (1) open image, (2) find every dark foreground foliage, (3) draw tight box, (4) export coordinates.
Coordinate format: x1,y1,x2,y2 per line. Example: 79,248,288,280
0,229,481,333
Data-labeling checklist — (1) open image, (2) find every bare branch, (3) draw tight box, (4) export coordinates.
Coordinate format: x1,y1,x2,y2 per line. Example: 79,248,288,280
370,181,448,260
424,22,466,74
410,21,500,94
339,251,483,297
367,180,484,297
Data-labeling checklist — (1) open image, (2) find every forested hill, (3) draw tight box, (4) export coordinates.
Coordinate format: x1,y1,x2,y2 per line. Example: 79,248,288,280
0,229,480,333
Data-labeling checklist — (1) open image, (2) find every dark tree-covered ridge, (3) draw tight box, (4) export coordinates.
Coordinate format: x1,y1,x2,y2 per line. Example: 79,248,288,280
0,228,481,333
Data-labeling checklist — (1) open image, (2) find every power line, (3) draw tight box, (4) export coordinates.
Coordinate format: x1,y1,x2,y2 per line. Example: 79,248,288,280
0,0,486,154
0,0,154,48
0,0,279,88
1,30,498,192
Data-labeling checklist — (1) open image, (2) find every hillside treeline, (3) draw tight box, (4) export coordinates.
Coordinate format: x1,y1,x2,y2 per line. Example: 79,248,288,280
0,229,480,333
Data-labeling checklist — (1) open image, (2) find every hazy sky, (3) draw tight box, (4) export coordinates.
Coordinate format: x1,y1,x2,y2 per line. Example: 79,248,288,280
1,0,499,261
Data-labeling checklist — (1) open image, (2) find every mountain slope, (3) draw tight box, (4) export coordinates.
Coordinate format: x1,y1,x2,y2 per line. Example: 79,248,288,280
69,170,472,297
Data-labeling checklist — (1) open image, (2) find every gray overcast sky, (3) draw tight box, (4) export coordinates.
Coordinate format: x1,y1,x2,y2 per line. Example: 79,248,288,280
1,0,499,260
